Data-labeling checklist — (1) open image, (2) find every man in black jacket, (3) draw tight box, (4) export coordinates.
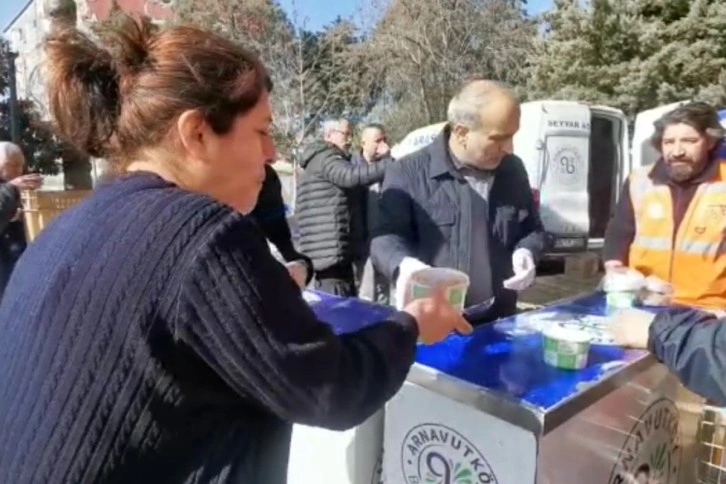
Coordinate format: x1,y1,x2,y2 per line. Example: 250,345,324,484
351,124,392,303
250,164,312,288
295,119,389,296
371,80,546,320
0,142,42,298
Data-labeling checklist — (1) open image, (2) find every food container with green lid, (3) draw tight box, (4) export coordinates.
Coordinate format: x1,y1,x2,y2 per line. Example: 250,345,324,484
603,268,645,310
542,326,592,370
408,267,470,311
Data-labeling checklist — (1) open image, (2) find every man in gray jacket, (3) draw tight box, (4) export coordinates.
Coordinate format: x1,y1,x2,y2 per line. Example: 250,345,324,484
296,119,389,296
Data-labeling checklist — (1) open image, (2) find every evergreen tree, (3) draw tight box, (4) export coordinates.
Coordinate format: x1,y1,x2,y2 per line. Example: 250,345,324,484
0,39,69,175
527,0,726,117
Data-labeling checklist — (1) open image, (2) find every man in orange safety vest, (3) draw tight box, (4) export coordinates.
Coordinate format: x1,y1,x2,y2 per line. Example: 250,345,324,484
603,102,726,309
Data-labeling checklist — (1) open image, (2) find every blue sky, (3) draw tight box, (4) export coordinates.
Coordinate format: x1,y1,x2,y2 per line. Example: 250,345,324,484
3,0,554,33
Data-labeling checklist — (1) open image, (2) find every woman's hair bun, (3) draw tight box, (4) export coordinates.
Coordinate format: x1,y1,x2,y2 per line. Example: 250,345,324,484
97,15,159,86
43,14,158,158
44,26,120,158
45,12,270,164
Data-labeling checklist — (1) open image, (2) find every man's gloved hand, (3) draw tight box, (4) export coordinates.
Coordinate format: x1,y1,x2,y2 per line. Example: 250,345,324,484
394,257,430,309
502,248,536,291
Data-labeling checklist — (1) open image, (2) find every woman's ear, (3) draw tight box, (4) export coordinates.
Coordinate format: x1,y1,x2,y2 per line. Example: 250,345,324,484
176,110,210,162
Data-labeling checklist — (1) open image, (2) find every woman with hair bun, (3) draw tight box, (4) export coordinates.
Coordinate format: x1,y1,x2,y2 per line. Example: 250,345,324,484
0,15,471,484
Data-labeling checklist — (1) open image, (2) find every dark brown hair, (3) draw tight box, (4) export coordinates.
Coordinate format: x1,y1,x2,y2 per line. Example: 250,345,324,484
651,101,726,149
44,14,271,163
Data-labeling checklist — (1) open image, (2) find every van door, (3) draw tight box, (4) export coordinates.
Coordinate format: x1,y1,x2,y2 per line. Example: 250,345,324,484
535,103,592,252
587,106,629,249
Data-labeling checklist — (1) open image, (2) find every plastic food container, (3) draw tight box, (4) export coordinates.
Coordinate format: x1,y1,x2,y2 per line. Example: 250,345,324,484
641,276,674,306
408,267,470,311
542,326,592,370
603,268,645,309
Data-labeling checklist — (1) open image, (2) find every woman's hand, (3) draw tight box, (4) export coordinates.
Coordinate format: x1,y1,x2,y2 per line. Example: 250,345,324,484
403,286,473,344
611,308,656,348
285,261,308,289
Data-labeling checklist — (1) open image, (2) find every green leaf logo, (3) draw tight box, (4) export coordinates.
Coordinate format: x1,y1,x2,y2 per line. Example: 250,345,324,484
650,443,668,472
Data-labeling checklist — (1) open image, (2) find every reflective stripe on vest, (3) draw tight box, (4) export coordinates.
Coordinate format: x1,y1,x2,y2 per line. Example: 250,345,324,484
628,161,726,309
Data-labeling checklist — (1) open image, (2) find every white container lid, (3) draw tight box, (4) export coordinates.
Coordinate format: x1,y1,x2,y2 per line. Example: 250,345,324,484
543,325,592,344
603,268,645,292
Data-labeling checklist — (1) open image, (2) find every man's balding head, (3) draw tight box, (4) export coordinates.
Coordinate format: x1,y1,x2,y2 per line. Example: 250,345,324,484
447,79,520,169
0,142,25,181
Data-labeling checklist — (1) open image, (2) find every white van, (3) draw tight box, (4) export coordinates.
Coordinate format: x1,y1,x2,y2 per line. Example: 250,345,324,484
390,100,631,258
391,122,446,159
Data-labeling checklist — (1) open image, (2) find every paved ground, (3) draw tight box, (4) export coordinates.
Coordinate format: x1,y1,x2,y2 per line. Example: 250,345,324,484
518,262,603,309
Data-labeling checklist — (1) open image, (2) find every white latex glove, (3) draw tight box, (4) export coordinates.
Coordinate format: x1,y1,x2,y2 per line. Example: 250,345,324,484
394,257,430,309
285,261,308,290
502,248,536,291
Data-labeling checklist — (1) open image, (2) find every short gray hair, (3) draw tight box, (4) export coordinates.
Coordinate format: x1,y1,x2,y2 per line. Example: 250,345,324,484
0,142,24,164
321,119,348,137
447,80,514,129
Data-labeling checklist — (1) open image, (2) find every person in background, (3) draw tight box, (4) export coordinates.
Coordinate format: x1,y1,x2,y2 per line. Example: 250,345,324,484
0,142,42,297
371,80,546,321
0,16,472,484
353,123,390,166
251,163,311,288
603,102,726,310
351,123,392,303
296,118,390,296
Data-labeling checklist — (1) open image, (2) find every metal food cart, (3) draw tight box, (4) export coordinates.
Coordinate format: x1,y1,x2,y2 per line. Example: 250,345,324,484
287,291,397,484
383,292,705,483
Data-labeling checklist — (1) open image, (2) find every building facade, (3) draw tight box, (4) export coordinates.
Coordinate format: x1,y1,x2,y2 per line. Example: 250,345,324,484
3,0,174,187
3,0,174,111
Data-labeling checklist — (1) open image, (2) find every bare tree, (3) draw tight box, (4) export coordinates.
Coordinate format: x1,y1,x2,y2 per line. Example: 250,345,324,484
175,0,383,157
366,0,535,138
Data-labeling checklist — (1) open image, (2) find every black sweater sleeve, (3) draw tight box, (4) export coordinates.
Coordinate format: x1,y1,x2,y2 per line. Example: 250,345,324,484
178,214,418,430
603,179,636,264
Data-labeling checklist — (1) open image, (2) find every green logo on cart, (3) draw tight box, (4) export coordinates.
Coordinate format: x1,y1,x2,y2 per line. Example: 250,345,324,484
608,397,681,484
401,423,499,484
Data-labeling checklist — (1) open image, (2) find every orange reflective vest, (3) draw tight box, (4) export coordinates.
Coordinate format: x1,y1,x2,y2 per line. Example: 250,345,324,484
628,161,726,309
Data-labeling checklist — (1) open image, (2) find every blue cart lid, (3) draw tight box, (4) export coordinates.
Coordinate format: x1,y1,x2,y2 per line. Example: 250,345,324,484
415,293,654,411
304,290,397,334
306,290,659,413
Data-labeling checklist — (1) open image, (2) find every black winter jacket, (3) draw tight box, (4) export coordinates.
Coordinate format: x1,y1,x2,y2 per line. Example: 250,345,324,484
295,142,388,271
251,165,312,283
371,127,546,316
0,181,25,299
649,308,726,405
